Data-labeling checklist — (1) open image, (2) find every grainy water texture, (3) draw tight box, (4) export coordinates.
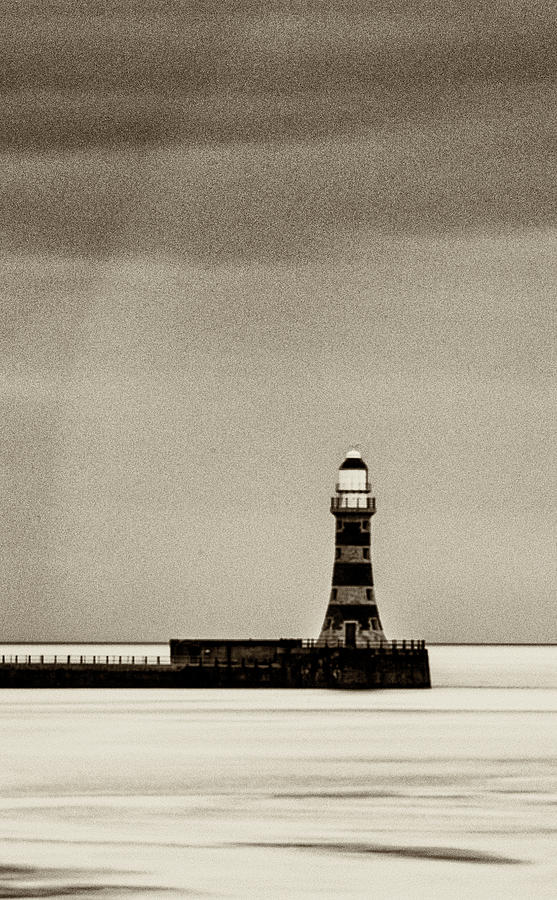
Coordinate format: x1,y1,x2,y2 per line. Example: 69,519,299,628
0,646,556,899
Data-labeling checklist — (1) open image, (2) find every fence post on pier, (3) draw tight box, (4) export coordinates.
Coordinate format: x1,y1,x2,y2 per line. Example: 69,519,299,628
67,655,70,664
131,656,134,664
119,656,122,664
157,656,160,665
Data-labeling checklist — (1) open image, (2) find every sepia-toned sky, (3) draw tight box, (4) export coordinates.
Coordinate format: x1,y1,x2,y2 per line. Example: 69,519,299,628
2,1,555,642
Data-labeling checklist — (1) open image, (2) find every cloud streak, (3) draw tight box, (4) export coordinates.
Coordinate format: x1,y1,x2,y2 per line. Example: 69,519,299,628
2,1,556,260
3,90,557,262
2,2,556,149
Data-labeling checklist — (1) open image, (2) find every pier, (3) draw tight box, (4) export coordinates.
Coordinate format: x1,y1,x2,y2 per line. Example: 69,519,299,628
0,640,430,689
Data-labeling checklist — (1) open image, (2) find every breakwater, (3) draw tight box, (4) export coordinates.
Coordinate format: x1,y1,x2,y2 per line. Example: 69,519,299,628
0,640,430,689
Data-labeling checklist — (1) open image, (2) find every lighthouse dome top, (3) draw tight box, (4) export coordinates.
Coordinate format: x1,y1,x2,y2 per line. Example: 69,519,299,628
339,449,368,470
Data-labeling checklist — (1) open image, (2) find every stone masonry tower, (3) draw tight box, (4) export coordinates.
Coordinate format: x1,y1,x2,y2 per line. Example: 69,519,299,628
318,449,386,647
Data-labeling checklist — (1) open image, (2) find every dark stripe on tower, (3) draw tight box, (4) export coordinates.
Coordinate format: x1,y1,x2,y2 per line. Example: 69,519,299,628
332,563,374,586
325,605,382,629
336,528,370,546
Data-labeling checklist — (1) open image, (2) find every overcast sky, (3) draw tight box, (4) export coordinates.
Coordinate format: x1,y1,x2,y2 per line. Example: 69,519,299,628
1,1,555,642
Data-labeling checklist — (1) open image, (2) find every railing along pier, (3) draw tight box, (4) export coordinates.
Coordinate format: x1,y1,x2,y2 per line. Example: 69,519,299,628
0,654,168,666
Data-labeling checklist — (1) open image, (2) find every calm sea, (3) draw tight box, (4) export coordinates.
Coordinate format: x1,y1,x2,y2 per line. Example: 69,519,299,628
0,645,555,899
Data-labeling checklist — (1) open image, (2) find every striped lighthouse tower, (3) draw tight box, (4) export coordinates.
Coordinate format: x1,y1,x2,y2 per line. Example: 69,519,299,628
318,449,386,648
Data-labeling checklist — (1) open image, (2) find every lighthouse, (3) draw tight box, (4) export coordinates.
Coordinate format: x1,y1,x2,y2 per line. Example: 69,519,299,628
318,449,386,648
170,446,430,687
